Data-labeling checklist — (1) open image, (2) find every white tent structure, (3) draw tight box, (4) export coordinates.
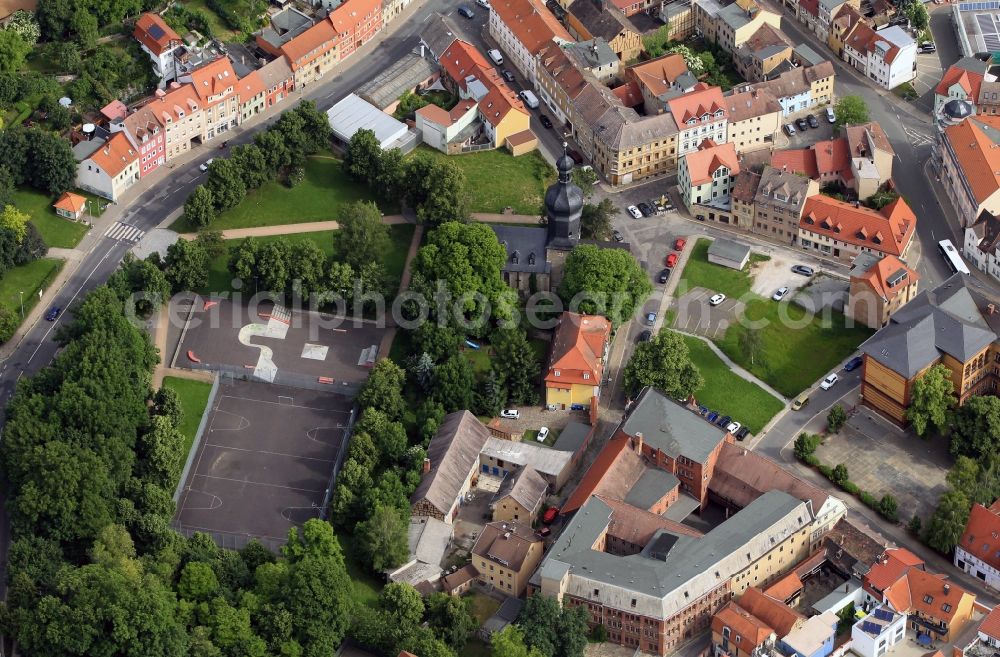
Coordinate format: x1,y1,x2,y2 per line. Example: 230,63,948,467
326,93,409,149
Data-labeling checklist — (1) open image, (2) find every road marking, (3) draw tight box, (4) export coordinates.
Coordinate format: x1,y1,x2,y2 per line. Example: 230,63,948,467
104,222,146,243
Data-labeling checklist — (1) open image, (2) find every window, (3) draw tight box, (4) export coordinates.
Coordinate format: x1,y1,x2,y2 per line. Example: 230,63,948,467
942,603,952,613
923,594,933,604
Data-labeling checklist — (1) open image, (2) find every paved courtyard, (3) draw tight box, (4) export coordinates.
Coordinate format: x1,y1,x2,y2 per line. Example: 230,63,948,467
671,287,746,339
814,414,951,520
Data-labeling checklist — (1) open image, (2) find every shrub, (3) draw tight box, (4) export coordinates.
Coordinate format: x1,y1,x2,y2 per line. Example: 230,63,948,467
285,165,305,188
827,404,847,433
831,463,849,485
794,432,822,460
818,464,832,479
908,514,922,534
878,494,899,522
840,481,860,496
803,454,820,467
859,491,877,508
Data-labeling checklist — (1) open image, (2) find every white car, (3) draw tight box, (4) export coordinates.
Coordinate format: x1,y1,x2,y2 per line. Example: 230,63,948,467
537,427,550,442
199,158,214,172
627,205,643,219
826,107,836,123
772,287,789,301
820,373,839,390
476,0,491,6
500,409,519,419
726,421,742,434
709,293,726,306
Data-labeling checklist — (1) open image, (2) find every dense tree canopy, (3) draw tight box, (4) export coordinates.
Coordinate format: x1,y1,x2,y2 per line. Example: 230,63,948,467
906,364,954,436
402,154,469,226
834,95,870,129
951,395,1000,459
559,244,652,327
518,594,590,657
623,329,704,399
336,200,389,271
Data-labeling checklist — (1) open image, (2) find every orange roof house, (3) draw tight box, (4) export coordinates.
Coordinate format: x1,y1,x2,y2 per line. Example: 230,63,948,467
626,53,693,100
684,140,740,186
545,312,611,407
89,132,139,178
713,602,777,657
854,254,918,302
279,18,340,70
847,252,919,328
186,57,239,104
875,568,977,641
53,192,87,219
490,0,573,56
771,138,851,182
799,195,917,258
977,605,1000,642
956,501,1000,580
134,13,181,56
440,39,493,92
935,63,985,105
864,547,924,597
739,587,804,637
667,85,727,125
940,115,1000,226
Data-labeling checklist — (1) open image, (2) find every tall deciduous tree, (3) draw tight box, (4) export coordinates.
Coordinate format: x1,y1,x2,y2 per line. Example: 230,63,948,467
558,245,652,327
356,504,409,572
184,185,216,229
951,395,1000,459
924,488,971,553
834,95,869,129
402,155,469,226
358,358,406,420
491,325,540,405
206,159,248,212
425,593,477,650
906,364,954,437
623,330,704,399
344,128,382,183
580,199,617,241
492,626,546,657
165,238,209,293
0,30,31,73
336,200,389,270
431,354,475,412
519,594,590,657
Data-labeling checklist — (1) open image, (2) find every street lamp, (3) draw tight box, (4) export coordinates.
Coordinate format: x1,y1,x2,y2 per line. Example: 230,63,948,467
18,291,23,319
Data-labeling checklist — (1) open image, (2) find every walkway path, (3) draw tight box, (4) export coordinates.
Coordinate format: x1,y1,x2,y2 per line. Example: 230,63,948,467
670,327,786,401
377,224,425,360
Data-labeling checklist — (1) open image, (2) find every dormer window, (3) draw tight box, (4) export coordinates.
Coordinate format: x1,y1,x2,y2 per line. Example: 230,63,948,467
701,113,710,122
687,118,697,126
774,193,787,202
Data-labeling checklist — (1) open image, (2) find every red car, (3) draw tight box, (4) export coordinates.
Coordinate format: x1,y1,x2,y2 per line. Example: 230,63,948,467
542,507,559,524
674,238,687,251
666,253,678,268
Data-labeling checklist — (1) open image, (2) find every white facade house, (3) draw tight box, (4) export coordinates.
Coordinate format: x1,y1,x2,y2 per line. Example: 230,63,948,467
668,86,730,157
76,132,140,202
954,502,1000,590
414,100,479,153
867,27,916,90
964,216,1000,283
488,0,572,85
133,13,183,82
850,607,906,657
678,141,740,210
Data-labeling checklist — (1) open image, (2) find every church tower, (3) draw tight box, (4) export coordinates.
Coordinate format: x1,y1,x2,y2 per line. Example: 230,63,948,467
545,144,584,249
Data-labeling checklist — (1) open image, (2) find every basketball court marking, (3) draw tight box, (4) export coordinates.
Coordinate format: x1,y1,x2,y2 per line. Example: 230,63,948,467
208,408,251,431
192,473,324,493
205,442,336,463
305,426,346,445
181,491,224,512
281,505,320,522
215,394,350,414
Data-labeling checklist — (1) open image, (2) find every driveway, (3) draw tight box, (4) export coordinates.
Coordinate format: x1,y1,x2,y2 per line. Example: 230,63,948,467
672,287,746,339
792,274,850,314
750,253,814,297
912,50,945,103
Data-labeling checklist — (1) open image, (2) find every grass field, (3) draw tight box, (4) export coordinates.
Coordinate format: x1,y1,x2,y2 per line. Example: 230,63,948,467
0,258,64,325
335,530,383,610
180,0,244,39
202,224,415,297
12,188,93,249
716,299,872,398
681,334,784,433
161,376,213,455
414,146,555,215
466,592,501,624
675,239,769,299
171,154,389,232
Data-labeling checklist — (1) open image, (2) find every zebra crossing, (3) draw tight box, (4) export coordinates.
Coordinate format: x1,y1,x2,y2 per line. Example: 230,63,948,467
104,222,145,243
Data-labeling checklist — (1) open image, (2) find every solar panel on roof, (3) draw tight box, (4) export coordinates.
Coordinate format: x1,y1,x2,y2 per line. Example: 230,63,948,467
148,24,165,40
862,621,882,635
873,609,894,622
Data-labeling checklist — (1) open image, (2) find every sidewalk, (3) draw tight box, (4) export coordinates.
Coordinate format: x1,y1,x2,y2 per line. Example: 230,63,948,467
376,224,425,360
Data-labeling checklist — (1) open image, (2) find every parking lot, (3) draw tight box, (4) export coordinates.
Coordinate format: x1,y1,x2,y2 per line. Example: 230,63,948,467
175,380,353,546
178,298,386,387
672,287,746,339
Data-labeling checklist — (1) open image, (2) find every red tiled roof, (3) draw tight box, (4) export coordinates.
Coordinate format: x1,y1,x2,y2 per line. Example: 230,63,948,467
562,434,630,513
904,569,973,624
864,547,925,597
684,141,740,186
478,68,528,127
134,12,181,56
53,192,87,214
798,0,818,18
855,254,919,301
764,572,804,602
490,0,572,55
100,99,128,121
627,54,690,98
771,138,851,180
800,195,916,257
958,503,1000,573
440,39,492,91
329,0,382,36
612,81,643,108
667,86,727,125
546,312,611,386
942,116,1000,205
87,132,138,178
739,588,804,637
771,148,819,178
237,70,266,103
280,18,339,68
978,606,1000,641
187,57,239,104
599,495,702,545
935,64,985,99
713,602,775,652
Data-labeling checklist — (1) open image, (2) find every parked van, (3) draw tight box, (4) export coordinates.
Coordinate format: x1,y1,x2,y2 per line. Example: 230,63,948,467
488,49,504,65
791,392,810,411
518,90,540,109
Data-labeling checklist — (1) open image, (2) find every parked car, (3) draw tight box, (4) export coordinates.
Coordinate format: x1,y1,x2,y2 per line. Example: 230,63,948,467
791,264,815,276
658,269,670,284
542,507,558,524
627,205,643,219
637,329,652,342
806,114,819,128
726,421,742,434
637,202,655,217
457,5,475,17
920,41,936,52
792,392,810,410
612,229,624,242
539,115,553,129
537,526,551,537
844,356,864,371
820,373,839,390
665,253,678,268
709,293,726,306
706,411,719,423
199,158,214,172
772,286,789,301
570,403,586,411
736,426,750,440
536,426,550,442
698,405,709,416
783,123,796,136
501,69,516,83
646,311,657,325
45,306,61,321
674,238,687,250
826,107,836,123
795,117,808,131
487,48,503,65
476,0,491,7
500,409,520,419
716,415,731,427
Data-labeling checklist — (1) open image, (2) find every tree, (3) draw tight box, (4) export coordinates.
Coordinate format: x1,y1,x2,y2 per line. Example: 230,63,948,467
206,158,248,212
623,329,703,399
738,327,763,367
344,128,382,183
0,30,30,74
667,44,705,74
878,494,898,522
256,238,291,293
907,1,929,30
642,25,671,58
165,238,210,292
356,505,409,572
519,594,590,657
827,404,847,433
580,199,616,241
402,155,469,226
951,395,1000,459
492,325,540,405
907,364,954,437
793,432,821,460
834,95,869,129
153,386,184,428
5,10,41,44
375,148,404,202
229,144,270,190
70,8,98,48
925,489,971,553
492,626,545,657
831,463,849,485
0,205,29,242
0,304,19,343
136,415,185,489
39,95,71,131
24,128,77,195
358,358,406,420
336,201,389,270
572,167,598,199
0,165,13,210
431,354,475,412
426,593,477,650
559,245,652,327
229,236,261,287
287,239,327,301
178,561,220,601
185,186,216,229
476,370,506,418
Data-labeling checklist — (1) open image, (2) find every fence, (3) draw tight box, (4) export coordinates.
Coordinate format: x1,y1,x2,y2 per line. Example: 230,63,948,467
191,361,362,396
172,373,220,504
170,522,289,553
319,404,358,520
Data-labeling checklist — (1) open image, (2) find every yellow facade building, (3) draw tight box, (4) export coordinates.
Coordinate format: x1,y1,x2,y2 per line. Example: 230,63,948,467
544,312,611,408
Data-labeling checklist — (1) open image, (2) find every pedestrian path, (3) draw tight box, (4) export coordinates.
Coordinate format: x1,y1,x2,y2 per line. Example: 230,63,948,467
105,222,146,243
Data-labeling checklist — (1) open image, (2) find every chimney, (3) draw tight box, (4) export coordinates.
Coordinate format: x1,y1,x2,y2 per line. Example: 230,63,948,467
422,457,431,474
632,431,644,453
944,583,951,593
989,303,996,315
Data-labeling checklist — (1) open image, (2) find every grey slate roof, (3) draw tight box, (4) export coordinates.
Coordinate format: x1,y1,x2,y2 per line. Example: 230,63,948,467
420,12,463,61
708,237,752,264
496,465,548,513
410,411,491,514
860,273,1000,377
793,43,827,67
620,387,729,463
534,490,810,616
553,421,591,453
718,2,756,30
624,468,679,509
565,38,618,69
848,252,882,278
569,0,633,41
357,52,437,110
491,225,551,274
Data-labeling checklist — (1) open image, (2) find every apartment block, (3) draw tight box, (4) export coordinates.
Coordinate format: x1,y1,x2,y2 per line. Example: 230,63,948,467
678,139,740,211
798,195,916,261
846,252,919,329
751,165,819,243
934,114,1000,228
490,0,573,84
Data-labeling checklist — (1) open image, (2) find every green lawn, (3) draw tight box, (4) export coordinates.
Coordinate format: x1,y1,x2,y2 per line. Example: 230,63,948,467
201,224,415,297
180,0,244,39
336,530,383,610
466,592,502,624
681,334,784,434
171,154,389,232
11,188,92,249
413,146,555,215
161,376,213,455
715,299,873,398
0,258,65,325
524,427,559,447
675,238,770,299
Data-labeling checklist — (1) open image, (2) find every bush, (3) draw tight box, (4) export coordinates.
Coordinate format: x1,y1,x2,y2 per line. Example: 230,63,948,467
908,514,922,534
803,454,820,467
285,165,305,188
793,432,822,460
818,464,832,478
859,491,877,508
840,480,860,496
827,404,847,433
831,463,849,485
878,494,899,522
